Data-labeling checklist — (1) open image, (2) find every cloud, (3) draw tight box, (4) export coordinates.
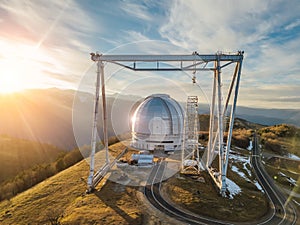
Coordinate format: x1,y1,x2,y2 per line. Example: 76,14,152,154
159,0,300,51
285,19,300,30
0,0,96,88
0,0,94,44
160,0,268,51
120,2,153,21
1,0,298,110
121,30,150,43
238,84,300,109
157,0,300,109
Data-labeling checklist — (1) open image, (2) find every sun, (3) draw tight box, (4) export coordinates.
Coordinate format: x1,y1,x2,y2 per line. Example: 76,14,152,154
0,44,45,94
0,59,27,94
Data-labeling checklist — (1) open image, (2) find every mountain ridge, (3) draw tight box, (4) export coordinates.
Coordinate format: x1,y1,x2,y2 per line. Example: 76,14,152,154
0,88,298,152
0,134,65,184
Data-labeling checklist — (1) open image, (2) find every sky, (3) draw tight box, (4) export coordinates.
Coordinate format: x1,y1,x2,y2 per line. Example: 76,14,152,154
0,0,299,109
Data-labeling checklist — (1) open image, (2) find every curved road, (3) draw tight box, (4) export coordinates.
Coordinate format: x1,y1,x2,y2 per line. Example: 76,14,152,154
251,133,297,225
144,161,233,225
144,135,298,224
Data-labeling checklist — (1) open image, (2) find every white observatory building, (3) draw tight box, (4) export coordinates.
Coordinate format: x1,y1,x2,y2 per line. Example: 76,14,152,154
131,94,184,152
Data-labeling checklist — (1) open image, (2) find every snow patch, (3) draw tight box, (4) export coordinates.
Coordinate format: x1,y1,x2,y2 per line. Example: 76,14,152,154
231,165,250,181
231,165,264,193
254,181,264,192
278,172,298,187
247,141,253,150
293,199,300,206
287,153,300,161
229,150,264,193
279,171,287,177
226,178,241,199
287,177,297,186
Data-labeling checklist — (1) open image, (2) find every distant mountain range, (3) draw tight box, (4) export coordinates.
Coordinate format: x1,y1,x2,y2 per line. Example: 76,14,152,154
0,89,76,150
197,103,300,127
236,106,300,127
0,88,298,151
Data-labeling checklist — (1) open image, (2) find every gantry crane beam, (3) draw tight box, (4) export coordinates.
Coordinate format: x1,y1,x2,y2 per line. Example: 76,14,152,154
87,51,244,197
90,52,243,71
91,53,243,62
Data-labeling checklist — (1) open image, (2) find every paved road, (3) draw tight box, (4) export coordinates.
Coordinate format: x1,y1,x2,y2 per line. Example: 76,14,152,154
144,135,298,225
144,161,233,225
251,133,297,225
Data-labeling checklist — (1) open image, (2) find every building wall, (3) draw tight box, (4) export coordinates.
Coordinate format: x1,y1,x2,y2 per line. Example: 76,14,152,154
131,94,184,152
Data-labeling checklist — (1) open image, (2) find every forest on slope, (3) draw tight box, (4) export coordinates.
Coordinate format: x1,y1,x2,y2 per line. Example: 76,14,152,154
0,134,64,184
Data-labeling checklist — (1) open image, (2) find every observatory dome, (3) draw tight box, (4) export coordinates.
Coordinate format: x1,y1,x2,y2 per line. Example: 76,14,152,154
131,94,184,151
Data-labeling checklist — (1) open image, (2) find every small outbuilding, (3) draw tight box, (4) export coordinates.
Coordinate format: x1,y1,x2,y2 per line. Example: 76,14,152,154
131,154,154,167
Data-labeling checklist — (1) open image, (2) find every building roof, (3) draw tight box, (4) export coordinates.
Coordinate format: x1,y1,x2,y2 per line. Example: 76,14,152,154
132,94,184,136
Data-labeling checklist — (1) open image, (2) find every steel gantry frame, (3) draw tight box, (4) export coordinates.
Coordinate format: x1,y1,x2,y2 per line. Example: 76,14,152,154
88,51,244,197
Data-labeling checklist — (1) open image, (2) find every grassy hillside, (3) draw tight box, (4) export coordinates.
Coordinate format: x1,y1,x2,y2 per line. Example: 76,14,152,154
0,135,64,184
199,114,265,131
0,141,271,225
198,115,256,149
0,142,148,225
258,124,300,199
259,124,300,156
0,126,298,224
163,170,269,222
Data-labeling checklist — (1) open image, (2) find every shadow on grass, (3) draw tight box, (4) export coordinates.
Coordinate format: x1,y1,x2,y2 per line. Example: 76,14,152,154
93,181,142,224
163,159,270,222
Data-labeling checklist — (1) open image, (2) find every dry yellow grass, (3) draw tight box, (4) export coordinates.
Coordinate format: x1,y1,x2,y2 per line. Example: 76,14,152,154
162,171,270,222
0,141,278,224
0,142,145,225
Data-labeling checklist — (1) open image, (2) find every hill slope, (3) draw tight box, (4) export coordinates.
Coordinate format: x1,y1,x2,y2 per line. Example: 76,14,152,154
0,142,147,225
0,125,298,224
0,89,76,150
0,135,64,184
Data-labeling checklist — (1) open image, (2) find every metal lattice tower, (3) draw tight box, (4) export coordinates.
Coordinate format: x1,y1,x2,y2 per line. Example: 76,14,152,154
181,96,199,173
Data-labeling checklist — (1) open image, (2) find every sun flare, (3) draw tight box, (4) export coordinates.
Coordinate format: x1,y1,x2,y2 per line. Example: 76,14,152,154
0,43,46,94
0,60,27,94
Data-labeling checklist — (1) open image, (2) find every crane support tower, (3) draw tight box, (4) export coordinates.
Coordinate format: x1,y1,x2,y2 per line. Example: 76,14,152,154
89,51,244,197
181,96,200,174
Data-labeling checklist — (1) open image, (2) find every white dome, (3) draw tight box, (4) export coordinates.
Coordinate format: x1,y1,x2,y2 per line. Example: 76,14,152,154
131,94,184,151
